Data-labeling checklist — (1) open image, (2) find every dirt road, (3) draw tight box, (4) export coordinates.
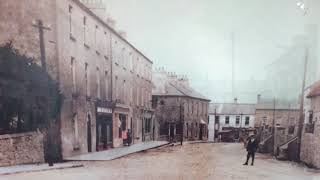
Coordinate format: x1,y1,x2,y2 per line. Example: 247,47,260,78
3,143,320,180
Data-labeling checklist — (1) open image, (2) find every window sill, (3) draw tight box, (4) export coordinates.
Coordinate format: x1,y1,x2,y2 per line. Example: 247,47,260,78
70,33,76,42
84,43,90,49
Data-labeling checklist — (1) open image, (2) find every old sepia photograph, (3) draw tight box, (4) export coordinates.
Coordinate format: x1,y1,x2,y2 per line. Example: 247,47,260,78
0,0,320,179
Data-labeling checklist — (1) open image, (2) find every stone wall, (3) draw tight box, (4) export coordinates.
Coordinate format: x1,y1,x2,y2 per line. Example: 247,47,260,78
0,132,44,167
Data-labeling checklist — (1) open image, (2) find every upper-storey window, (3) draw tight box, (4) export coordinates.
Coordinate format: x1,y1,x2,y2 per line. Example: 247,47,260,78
85,63,90,96
71,57,76,93
69,5,73,35
96,67,101,99
83,16,87,44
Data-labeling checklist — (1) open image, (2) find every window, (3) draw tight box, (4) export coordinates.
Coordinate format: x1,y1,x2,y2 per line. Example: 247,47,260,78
160,100,165,105
288,126,295,134
85,63,90,96
69,5,73,34
71,57,76,93
123,80,126,102
245,116,250,125
225,116,230,124
262,116,267,125
236,116,240,125
73,113,78,140
96,67,100,99
309,111,313,124
119,114,127,138
215,116,220,124
83,16,87,43
95,25,98,47
145,118,151,133
105,71,109,99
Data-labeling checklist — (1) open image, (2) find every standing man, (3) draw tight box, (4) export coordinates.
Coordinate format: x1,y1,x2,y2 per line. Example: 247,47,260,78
243,135,258,166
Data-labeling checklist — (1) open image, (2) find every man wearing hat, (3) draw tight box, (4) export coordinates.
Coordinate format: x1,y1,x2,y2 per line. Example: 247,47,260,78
243,135,258,166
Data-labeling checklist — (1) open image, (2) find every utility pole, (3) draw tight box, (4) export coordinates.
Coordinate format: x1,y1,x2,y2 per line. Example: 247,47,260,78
273,97,277,156
297,47,309,160
231,32,235,99
33,19,54,166
180,102,184,146
32,20,51,72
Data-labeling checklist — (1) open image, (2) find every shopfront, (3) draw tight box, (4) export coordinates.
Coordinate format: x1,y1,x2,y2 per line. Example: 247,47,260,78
96,106,113,151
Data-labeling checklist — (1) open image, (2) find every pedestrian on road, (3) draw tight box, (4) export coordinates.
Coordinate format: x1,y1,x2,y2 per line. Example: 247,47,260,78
243,135,258,166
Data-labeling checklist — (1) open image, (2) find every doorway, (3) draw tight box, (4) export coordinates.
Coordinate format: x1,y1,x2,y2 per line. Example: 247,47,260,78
96,115,113,151
87,114,92,152
199,124,203,140
169,124,175,141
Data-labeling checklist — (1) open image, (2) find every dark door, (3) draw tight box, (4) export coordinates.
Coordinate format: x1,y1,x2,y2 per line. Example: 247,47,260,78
199,125,203,140
87,114,92,152
96,115,113,151
169,124,175,140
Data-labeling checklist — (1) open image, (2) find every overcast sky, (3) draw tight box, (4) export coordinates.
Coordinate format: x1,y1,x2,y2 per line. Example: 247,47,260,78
104,0,320,103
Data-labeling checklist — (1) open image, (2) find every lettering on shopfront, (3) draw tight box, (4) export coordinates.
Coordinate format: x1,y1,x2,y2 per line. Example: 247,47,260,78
97,107,112,114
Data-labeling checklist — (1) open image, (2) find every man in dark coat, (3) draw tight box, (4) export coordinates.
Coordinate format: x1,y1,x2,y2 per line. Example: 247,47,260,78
243,135,258,166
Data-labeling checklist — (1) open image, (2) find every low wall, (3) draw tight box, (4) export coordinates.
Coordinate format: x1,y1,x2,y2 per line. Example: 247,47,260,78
0,132,45,167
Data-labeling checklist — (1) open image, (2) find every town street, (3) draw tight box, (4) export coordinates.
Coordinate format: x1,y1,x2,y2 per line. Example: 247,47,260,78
3,143,320,180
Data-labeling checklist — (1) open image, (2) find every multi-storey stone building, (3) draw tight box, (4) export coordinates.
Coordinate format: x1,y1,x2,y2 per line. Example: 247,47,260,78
152,68,210,142
300,81,320,168
0,0,153,164
255,97,300,159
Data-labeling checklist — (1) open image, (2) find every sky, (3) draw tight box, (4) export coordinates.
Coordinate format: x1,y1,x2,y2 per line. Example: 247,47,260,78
103,0,320,103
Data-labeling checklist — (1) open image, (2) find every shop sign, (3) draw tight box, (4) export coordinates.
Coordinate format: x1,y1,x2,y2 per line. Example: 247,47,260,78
97,107,112,114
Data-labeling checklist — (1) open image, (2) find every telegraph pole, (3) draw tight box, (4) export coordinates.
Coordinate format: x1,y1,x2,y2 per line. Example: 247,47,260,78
297,47,309,160
273,97,277,156
231,32,235,99
33,20,51,72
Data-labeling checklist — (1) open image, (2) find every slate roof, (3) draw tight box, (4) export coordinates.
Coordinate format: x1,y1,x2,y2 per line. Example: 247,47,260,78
152,74,210,101
209,103,256,115
307,81,320,98
255,102,300,110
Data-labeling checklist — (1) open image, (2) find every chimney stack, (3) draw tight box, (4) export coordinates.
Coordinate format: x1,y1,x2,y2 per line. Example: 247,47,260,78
257,94,261,104
234,98,238,104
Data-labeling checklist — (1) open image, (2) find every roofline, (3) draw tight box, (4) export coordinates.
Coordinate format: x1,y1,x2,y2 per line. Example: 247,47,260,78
255,108,299,111
210,103,256,106
152,94,211,102
168,82,211,101
209,113,255,116
73,0,153,64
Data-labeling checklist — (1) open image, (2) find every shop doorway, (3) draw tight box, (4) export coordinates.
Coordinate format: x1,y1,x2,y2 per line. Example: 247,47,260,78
87,114,92,152
96,115,113,151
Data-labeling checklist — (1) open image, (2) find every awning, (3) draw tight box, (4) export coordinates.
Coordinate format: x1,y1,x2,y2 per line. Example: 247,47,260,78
200,119,207,124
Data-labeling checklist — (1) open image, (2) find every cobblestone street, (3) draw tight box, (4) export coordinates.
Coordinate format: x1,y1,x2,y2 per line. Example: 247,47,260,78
2,143,320,180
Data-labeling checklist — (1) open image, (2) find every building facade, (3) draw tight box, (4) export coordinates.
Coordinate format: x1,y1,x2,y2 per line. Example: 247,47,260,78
152,68,210,142
300,81,320,168
0,0,153,163
255,99,300,159
209,100,256,142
